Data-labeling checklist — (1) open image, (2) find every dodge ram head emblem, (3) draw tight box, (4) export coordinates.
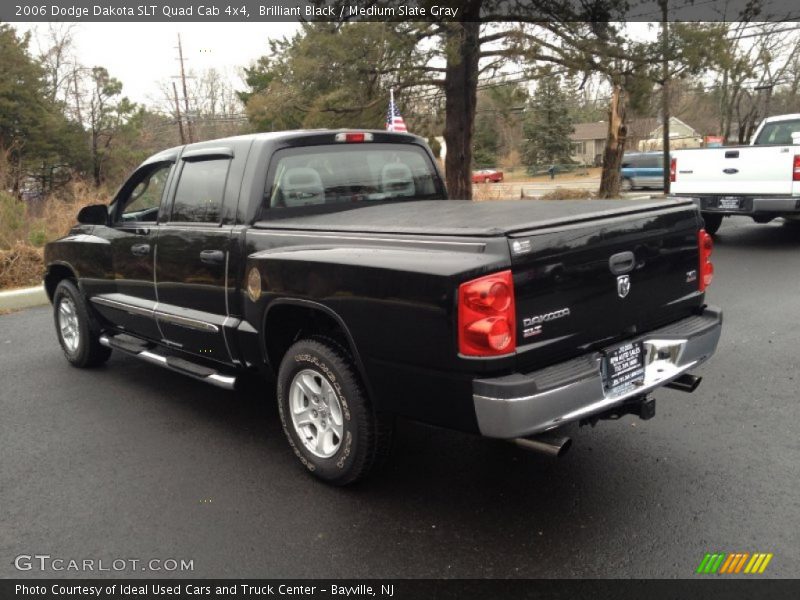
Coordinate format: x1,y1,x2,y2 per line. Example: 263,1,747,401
617,275,631,298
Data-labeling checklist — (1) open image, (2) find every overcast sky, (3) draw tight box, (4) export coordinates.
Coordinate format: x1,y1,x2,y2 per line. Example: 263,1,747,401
15,22,301,107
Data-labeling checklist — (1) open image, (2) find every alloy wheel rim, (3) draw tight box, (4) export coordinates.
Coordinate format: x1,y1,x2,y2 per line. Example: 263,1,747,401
58,297,80,353
289,369,344,458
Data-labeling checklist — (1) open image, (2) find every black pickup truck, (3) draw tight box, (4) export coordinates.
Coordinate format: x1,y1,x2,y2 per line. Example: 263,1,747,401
44,130,722,484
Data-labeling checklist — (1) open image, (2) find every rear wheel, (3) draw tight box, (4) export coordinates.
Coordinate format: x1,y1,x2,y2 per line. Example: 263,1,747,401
701,212,723,235
276,338,393,485
52,280,112,368
620,178,633,192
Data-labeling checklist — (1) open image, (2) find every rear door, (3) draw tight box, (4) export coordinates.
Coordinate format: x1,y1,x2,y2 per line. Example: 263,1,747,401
154,146,243,363
640,154,664,188
508,204,702,370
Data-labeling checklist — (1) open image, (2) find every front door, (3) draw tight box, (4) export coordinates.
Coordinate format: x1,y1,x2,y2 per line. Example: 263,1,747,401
91,162,174,341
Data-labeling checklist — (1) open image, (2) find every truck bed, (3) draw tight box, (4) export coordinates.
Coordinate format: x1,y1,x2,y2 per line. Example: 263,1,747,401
254,198,692,237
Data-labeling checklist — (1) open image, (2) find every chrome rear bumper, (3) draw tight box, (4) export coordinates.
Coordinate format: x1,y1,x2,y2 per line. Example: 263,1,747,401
472,308,722,439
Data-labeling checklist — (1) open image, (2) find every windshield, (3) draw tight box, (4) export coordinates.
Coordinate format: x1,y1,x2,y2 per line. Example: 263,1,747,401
266,143,443,210
754,119,800,145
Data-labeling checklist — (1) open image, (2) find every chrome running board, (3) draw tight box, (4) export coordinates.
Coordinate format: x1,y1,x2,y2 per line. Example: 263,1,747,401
99,334,237,390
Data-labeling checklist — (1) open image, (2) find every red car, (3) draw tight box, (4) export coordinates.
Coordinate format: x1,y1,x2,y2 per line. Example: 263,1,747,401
472,168,504,183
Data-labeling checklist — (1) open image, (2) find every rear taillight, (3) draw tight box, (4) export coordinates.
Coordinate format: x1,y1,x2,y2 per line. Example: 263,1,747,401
458,270,516,356
793,155,800,181
670,157,677,182
698,229,713,292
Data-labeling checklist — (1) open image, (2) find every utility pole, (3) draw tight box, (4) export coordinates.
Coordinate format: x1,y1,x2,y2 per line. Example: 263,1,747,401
176,34,194,143
172,81,186,144
660,0,671,193
72,67,83,125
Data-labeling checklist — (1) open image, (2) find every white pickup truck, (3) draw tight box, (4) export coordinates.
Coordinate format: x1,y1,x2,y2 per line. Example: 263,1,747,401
670,113,800,234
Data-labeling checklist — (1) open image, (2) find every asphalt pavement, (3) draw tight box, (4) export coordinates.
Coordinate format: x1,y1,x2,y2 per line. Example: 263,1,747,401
1,217,799,578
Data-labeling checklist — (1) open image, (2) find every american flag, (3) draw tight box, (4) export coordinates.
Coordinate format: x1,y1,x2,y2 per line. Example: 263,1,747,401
386,91,407,132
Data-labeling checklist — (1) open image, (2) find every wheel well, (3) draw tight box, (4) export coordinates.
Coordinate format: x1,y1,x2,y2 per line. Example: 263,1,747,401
44,264,76,301
263,304,354,374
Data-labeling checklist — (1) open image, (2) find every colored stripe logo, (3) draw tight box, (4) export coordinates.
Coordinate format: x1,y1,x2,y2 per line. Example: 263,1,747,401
696,552,773,574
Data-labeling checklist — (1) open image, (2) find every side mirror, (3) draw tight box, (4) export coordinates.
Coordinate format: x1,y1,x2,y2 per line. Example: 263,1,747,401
77,204,109,225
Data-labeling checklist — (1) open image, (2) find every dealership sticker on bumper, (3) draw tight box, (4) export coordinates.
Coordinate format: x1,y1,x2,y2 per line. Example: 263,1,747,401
604,341,645,396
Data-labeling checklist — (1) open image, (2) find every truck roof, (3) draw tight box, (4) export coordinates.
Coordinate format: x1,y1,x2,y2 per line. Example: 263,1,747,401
762,113,800,123
142,129,425,167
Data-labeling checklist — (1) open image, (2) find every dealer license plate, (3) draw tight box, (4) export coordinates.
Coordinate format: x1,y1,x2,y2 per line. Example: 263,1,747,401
717,196,741,210
604,341,645,396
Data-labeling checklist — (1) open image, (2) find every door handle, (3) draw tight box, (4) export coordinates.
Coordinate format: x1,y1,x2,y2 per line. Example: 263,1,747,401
609,251,635,275
131,243,151,257
200,250,225,265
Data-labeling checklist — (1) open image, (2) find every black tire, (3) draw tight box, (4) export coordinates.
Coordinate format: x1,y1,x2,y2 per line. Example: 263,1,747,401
52,279,112,368
701,212,723,235
276,337,393,485
620,178,633,192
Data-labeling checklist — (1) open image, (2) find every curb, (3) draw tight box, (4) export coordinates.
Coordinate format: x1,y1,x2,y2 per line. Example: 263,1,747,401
0,285,49,311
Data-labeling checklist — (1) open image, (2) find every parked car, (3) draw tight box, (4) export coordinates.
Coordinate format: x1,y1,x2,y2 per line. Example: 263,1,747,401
670,113,800,234
472,168,504,183
44,130,722,485
620,152,667,191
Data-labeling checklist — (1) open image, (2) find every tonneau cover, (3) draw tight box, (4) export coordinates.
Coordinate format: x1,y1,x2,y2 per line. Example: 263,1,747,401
253,198,694,237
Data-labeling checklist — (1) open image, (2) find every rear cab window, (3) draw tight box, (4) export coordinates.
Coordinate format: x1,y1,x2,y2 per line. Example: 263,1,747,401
262,143,444,216
754,119,800,145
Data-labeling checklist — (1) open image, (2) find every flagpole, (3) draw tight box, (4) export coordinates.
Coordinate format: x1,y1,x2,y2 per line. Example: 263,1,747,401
389,89,395,131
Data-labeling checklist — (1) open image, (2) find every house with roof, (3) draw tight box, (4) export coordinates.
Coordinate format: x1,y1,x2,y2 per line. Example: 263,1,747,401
569,116,703,165
633,116,703,151
569,122,608,166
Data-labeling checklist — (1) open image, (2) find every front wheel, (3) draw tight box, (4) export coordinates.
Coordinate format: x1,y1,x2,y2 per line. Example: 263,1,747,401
52,280,112,368
277,338,393,485
620,178,633,192
701,212,723,235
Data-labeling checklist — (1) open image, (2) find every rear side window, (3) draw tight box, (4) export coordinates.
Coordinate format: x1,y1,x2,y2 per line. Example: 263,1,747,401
170,158,230,223
621,156,640,168
642,155,662,168
265,143,443,210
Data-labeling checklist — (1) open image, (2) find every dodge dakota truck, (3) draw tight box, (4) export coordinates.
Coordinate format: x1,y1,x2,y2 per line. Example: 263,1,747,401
44,130,722,484
670,113,800,234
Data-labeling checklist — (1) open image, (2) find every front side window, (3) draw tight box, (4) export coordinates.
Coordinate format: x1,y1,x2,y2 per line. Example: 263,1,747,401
170,158,230,223
265,144,444,211
118,163,173,223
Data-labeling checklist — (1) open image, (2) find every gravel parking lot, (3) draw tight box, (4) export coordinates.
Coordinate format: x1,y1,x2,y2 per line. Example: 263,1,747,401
1,217,798,578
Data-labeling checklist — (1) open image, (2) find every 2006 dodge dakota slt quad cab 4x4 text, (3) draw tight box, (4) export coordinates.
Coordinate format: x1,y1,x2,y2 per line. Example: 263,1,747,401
44,130,722,484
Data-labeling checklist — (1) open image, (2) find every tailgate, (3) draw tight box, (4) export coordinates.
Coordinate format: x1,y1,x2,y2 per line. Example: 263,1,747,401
509,203,703,370
672,146,796,195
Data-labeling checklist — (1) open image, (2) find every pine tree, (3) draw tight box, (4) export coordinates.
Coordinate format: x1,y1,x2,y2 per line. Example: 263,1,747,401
522,73,575,169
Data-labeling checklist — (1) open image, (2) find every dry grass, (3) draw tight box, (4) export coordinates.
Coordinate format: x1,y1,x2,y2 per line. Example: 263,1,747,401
0,180,105,289
538,188,598,201
0,242,44,289
472,183,518,202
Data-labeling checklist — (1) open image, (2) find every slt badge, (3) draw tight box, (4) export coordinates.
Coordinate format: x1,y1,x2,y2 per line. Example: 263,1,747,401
617,274,631,298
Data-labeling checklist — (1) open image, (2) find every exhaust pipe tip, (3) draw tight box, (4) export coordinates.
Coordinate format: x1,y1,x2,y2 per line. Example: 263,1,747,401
512,434,572,458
